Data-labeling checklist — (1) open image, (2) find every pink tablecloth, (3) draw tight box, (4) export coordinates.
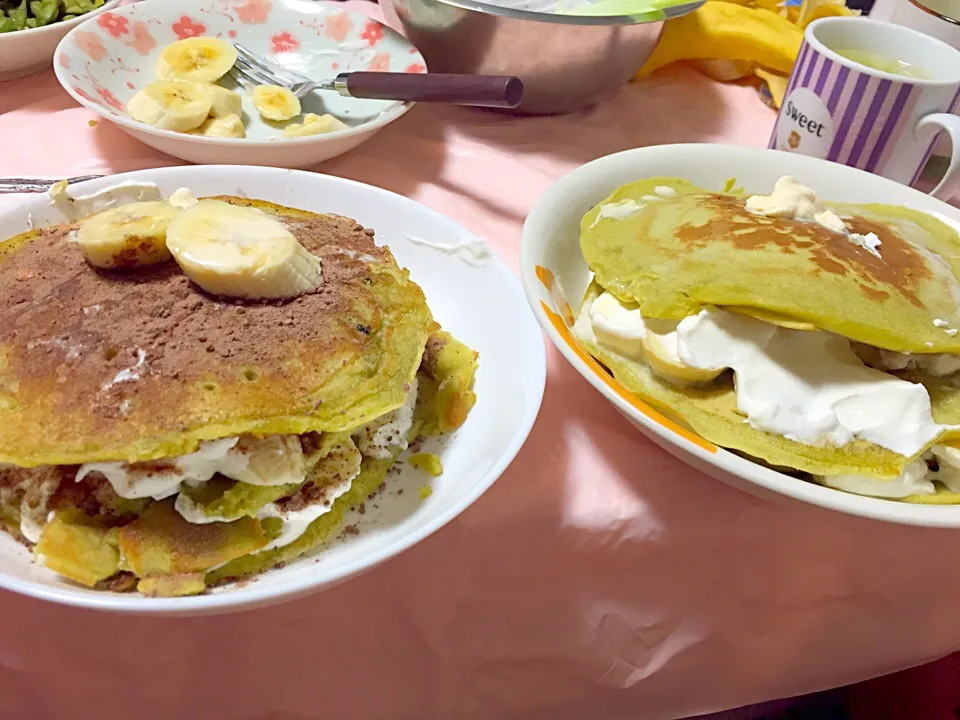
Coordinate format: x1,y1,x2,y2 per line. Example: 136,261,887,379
4,15,960,719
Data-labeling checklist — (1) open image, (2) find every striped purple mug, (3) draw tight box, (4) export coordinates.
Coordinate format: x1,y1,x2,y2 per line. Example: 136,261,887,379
769,17,960,200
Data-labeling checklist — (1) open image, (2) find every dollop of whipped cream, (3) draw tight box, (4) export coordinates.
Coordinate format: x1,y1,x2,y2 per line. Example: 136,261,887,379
746,176,888,258
849,231,882,259
587,184,678,229
580,292,951,458
676,309,946,456
354,377,419,459
76,435,309,500
589,200,644,229
168,187,199,209
745,176,848,234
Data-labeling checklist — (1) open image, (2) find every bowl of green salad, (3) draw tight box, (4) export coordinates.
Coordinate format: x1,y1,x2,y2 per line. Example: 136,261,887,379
0,0,120,81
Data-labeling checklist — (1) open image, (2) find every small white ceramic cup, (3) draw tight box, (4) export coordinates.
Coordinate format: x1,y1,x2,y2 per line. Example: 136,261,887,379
769,17,960,200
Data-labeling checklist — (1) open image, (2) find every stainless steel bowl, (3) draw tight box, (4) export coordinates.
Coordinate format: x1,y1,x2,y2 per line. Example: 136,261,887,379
381,0,701,115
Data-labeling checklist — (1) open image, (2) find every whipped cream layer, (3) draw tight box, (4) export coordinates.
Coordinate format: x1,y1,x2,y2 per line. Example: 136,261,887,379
581,291,952,459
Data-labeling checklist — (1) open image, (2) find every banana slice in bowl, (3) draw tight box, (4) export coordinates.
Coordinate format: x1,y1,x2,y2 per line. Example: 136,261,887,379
53,1,422,167
157,37,238,84
190,114,246,139
126,81,213,133
203,84,244,119
251,85,302,122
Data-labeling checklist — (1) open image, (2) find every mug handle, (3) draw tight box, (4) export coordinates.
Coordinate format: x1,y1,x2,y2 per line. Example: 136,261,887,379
916,113,960,201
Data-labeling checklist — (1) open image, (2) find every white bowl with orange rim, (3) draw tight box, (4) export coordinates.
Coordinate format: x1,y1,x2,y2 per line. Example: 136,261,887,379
520,142,960,527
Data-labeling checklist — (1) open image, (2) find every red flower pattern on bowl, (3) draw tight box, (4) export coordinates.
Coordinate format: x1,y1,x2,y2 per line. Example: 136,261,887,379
236,0,272,24
73,87,95,104
74,31,107,62
271,31,299,54
97,87,125,112
125,21,156,56
55,0,427,149
359,20,383,47
367,52,390,72
97,12,129,38
172,15,205,40
323,12,353,43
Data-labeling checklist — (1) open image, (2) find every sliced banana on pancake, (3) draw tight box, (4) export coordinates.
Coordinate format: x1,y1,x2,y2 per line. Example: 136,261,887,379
165,199,322,299
641,329,724,385
589,291,723,385
75,201,180,269
157,37,238,84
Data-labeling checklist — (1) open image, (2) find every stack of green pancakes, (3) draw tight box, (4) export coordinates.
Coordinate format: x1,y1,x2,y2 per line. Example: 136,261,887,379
0,197,477,596
576,176,960,503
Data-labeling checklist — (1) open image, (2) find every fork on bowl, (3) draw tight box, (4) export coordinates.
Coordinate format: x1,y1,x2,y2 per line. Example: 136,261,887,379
231,43,524,109
0,175,105,194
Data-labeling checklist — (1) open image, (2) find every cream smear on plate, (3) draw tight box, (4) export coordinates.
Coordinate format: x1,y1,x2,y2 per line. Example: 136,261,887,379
405,234,492,267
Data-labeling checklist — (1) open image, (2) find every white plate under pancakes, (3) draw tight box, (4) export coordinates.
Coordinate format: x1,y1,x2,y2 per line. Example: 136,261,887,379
521,143,960,528
0,166,546,615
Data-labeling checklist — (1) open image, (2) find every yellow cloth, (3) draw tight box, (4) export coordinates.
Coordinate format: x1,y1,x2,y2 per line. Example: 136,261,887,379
635,0,858,108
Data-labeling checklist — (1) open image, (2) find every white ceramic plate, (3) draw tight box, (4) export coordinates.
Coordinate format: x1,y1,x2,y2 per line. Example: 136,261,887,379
521,143,960,528
0,0,120,81
0,165,546,614
52,0,426,167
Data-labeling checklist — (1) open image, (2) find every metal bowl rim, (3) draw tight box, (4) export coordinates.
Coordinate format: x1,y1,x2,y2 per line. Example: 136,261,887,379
393,0,702,26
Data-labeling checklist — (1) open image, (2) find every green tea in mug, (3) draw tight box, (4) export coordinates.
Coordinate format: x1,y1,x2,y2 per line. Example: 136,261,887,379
832,48,931,78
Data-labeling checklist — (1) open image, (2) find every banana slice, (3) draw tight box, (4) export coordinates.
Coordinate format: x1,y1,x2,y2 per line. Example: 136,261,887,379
641,323,725,385
165,199,322,299
76,201,181,269
227,435,310,486
251,85,301,122
157,37,238,84
283,113,348,138
126,80,213,132
189,114,246,138
203,83,243,118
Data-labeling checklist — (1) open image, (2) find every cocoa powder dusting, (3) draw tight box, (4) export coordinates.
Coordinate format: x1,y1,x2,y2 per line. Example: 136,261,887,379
275,480,337,513
0,205,395,433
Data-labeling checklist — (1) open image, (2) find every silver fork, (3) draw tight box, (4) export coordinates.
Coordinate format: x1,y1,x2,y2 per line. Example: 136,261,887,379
0,175,105,194
230,43,523,109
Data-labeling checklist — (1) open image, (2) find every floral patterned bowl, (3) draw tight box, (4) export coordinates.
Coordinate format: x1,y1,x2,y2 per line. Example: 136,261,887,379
52,0,426,168
0,0,120,82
